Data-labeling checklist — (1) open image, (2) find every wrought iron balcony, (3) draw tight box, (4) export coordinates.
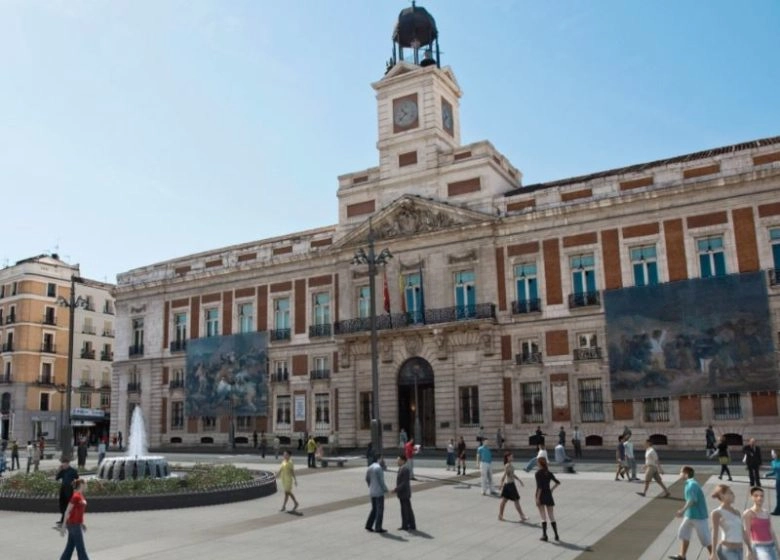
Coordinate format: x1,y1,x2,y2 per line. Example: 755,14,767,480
270,371,289,383
127,382,142,393
522,413,544,424
713,407,742,420
573,347,603,361
568,291,601,309
1,343,13,352
100,351,113,361
37,374,54,385
334,303,496,335
0,374,12,383
310,369,331,380
769,268,780,286
128,344,144,357
169,379,185,389
41,343,57,353
79,380,94,389
80,349,96,359
309,324,332,338
270,328,291,341
515,352,543,365
6,314,16,324
103,329,115,337
169,340,187,353
82,325,96,335
511,299,541,314
42,315,57,325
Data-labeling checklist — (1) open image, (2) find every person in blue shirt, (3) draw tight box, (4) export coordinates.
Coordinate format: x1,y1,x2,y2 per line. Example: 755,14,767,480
476,439,496,496
669,466,712,560
767,449,780,516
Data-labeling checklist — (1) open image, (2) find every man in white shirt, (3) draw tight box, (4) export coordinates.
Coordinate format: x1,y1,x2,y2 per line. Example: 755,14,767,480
638,439,670,498
624,434,638,481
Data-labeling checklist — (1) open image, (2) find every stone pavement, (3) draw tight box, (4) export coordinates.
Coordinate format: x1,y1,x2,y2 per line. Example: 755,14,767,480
1,453,777,560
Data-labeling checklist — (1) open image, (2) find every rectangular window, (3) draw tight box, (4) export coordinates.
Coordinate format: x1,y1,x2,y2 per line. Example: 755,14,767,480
315,393,330,428
459,385,480,426
357,286,370,319
100,392,110,408
404,273,424,323
132,318,144,348
205,308,220,337
273,360,289,378
47,283,56,297
44,306,56,325
697,236,726,278
454,270,476,319
171,401,184,429
630,245,659,286
521,382,543,423
770,228,780,284
276,396,292,428
517,339,541,364
578,378,604,422
273,298,290,329
236,416,252,430
712,393,742,420
642,397,670,422
11,282,17,296
571,254,597,293
313,292,330,325
41,362,53,384
174,312,187,341
202,416,216,430
574,333,601,360
80,392,91,408
238,302,254,333
40,392,50,411
312,356,329,379
514,263,539,313
359,391,372,430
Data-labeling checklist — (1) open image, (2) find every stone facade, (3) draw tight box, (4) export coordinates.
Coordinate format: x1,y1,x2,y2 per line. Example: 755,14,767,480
111,60,780,451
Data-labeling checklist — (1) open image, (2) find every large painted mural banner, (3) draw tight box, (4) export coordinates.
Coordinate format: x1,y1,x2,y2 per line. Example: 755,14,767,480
185,332,268,417
605,272,778,400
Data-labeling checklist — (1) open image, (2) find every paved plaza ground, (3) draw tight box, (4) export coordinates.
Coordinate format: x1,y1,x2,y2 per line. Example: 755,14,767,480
1,450,778,560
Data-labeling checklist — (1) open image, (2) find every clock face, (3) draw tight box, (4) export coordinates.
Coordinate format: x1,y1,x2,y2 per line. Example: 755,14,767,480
393,99,418,127
441,100,453,133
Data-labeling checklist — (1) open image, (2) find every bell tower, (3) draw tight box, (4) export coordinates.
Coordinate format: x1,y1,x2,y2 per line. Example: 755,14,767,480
374,2,462,177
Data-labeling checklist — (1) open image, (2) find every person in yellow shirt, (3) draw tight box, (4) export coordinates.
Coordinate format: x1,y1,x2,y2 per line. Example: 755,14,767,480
277,450,299,513
306,436,317,468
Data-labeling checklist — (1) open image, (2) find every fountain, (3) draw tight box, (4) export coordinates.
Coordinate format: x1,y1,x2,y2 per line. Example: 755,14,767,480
97,407,170,480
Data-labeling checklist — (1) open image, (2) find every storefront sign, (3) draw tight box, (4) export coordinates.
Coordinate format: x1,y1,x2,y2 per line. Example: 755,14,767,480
70,408,106,419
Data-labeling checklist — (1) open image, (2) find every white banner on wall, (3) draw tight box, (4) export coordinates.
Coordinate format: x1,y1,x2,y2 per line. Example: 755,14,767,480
294,395,306,422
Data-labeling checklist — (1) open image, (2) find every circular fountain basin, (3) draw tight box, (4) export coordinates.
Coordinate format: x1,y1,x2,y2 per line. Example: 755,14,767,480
97,456,171,480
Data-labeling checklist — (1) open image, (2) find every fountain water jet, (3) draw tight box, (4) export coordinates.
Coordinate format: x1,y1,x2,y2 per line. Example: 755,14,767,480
97,407,170,480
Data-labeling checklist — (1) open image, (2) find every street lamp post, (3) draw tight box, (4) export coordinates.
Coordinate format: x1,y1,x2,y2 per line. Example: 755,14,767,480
351,219,392,458
56,275,88,459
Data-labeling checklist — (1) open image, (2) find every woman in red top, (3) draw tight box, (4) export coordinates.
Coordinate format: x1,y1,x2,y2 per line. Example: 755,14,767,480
59,478,90,560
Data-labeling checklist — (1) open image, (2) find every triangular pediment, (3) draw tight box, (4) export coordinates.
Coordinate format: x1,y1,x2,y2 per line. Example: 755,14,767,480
336,195,495,249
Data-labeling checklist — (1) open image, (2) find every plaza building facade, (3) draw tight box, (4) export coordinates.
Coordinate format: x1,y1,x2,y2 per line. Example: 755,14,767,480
111,15,780,451
0,254,115,445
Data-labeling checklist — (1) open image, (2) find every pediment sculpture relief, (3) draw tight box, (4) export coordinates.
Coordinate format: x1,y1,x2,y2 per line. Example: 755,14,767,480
374,203,456,241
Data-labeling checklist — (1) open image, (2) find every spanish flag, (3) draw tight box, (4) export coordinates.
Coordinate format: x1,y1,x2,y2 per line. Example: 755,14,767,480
383,268,391,314
398,258,406,313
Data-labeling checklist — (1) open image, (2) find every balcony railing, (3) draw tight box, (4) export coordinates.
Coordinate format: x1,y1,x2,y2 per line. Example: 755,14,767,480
103,329,115,338
573,347,603,361
79,380,94,389
80,349,96,359
6,314,16,324
37,374,54,385
100,381,111,389
127,382,142,392
41,343,57,353
568,291,601,309
309,324,332,338
270,328,291,341
42,315,57,326
100,351,113,361
769,268,780,286
128,344,144,357
1,343,13,352
334,303,496,335
581,409,605,423
270,371,289,383
0,374,12,383
713,407,742,420
310,369,331,380
511,299,542,314
170,340,187,353
82,325,96,335
522,413,544,424
515,352,542,365
169,379,185,389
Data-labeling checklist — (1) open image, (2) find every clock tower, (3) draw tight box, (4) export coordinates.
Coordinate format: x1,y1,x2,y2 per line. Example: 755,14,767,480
373,3,462,177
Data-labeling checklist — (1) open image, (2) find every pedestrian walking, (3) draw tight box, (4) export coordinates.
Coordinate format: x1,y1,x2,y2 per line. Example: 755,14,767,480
716,435,733,481
706,425,717,458
252,430,258,449
365,453,388,533
56,456,79,527
624,433,638,481
743,438,763,488
535,457,561,542
476,438,496,496
743,487,780,559
524,443,547,473
392,454,416,531
446,439,455,471
306,435,317,468
399,428,408,451
456,436,467,475
259,432,267,458
76,439,88,470
767,450,780,516
10,440,19,470
277,450,299,513
709,484,744,560
498,452,528,522
404,438,418,480
638,439,670,498
615,435,629,480
668,466,712,560
558,426,566,447
25,440,33,473
58,478,90,560
32,441,41,472
572,426,583,459
97,441,106,466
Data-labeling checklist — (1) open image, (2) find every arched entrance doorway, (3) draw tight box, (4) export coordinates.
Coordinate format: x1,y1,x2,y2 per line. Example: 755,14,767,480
397,357,435,447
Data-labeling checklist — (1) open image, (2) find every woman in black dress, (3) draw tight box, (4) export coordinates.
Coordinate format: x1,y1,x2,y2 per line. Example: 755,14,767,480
456,436,467,475
716,435,732,481
535,457,561,541
498,452,528,522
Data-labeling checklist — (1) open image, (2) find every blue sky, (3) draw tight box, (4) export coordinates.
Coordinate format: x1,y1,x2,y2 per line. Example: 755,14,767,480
2,0,778,282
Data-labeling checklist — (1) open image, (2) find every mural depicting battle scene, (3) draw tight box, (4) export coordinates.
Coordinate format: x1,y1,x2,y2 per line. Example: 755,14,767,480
185,332,268,417
605,272,778,400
